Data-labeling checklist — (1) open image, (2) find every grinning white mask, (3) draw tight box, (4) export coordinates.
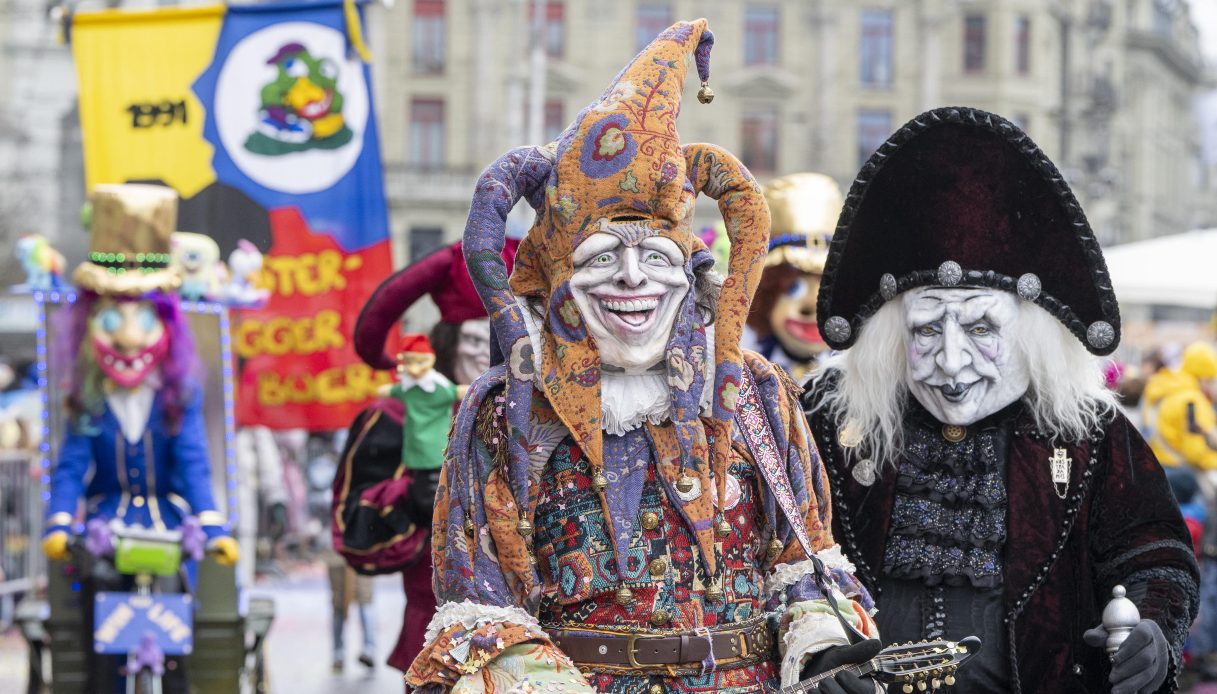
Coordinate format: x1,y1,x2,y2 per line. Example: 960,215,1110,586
453,318,491,385
903,287,1030,426
570,230,690,372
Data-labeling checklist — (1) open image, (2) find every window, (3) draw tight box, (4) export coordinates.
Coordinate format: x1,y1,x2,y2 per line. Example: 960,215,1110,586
409,226,444,263
744,7,779,66
856,109,892,167
963,14,986,73
412,0,445,73
1152,0,1173,36
409,98,445,168
636,3,672,52
530,2,566,59
1015,16,1031,75
740,107,779,175
860,10,893,88
543,100,565,143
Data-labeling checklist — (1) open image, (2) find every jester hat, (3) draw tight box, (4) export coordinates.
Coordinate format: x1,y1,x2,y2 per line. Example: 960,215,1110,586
462,19,770,578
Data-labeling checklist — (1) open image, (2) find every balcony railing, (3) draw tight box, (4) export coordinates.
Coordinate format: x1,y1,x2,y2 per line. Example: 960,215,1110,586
384,165,482,207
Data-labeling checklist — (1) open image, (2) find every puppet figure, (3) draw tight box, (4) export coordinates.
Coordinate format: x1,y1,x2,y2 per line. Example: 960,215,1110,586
803,107,1198,692
378,333,468,471
333,239,517,681
171,231,225,301
41,183,238,692
15,233,66,291
224,239,270,308
406,20,879,694
742,173,842,381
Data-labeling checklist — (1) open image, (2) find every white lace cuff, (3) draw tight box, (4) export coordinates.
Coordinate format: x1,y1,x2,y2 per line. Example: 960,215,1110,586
766,544,856,596
779,605,851,688
423,599,544,644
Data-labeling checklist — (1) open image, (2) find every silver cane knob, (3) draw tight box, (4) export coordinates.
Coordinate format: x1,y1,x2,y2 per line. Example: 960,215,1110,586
1102,585,1141,655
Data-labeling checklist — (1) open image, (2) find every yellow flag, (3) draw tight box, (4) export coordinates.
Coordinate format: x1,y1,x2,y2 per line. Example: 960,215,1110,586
73,4,225,198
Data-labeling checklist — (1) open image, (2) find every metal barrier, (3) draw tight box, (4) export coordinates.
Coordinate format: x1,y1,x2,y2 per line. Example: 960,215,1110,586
0,451,45,607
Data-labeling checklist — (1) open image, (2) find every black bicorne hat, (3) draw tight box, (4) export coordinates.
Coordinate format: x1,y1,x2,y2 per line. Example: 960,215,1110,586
817,106,1120,355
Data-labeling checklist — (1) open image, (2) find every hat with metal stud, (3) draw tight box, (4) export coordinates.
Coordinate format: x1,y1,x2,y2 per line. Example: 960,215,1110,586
817,107,1121,355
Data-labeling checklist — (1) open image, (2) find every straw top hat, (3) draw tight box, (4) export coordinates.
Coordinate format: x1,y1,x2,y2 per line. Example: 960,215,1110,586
74,184,182,296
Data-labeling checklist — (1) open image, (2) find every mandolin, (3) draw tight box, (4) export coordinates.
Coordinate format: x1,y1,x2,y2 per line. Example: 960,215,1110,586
779,636,982,693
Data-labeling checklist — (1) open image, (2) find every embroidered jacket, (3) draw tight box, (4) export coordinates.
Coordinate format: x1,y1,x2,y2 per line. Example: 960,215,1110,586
407,354,876,692
805,375,1200,693
45,385,228,541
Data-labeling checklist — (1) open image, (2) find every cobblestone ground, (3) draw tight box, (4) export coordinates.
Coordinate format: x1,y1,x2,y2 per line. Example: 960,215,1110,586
0,563,409,694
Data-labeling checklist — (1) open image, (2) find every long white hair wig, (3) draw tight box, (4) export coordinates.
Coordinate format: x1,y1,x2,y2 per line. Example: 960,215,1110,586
809,297,1119,467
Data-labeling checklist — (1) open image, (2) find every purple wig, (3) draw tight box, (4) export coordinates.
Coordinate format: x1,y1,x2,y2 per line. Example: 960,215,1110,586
54,291,204,433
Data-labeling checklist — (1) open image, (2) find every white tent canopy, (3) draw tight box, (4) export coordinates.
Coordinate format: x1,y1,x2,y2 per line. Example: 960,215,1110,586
1103,228,1217,309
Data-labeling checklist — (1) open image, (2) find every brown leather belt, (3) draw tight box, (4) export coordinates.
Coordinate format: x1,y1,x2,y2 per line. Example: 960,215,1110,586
547,617,774,676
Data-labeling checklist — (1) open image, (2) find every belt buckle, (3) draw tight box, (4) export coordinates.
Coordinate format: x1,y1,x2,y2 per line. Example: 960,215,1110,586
626,634,645,669
737,630,750,658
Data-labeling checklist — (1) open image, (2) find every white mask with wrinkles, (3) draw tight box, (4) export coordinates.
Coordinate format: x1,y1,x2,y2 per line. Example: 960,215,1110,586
570,229,689,372
903,287,1029,425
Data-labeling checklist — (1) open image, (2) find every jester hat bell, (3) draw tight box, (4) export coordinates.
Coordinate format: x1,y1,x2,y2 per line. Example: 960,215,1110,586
74,184,183,296
461,19,770,577
817,107,1121,355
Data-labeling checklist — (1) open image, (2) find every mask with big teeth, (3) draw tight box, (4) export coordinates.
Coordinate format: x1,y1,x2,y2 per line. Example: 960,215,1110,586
903,287,1030,426
89,298,170,389
570,229,690,372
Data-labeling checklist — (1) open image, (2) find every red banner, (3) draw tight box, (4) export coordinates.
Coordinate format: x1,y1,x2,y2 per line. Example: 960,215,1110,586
234,208,392,429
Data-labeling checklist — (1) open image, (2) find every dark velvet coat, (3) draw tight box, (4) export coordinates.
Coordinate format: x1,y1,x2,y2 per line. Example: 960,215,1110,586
804,378,1199,693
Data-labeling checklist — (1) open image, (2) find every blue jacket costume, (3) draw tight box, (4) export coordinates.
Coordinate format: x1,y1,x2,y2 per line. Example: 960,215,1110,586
45,385,227,542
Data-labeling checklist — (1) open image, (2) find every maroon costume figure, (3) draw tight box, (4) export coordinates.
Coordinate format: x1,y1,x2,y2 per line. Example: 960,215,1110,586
333,240,517,676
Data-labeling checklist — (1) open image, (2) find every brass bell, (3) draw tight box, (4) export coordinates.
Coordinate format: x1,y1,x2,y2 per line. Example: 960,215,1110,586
615,587,635,605
766,538,783,561
640,511,660,531
593,471,609,492
715,519,732,538
649,609,671,626
463,515,475,538
697,82,715,104
516,518,533,537
648,558,668,578
649,686,664,694
705,585,724,602
676,475,695,494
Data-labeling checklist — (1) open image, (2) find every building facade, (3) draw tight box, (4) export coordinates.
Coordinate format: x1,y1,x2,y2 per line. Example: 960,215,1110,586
373,0,1215,305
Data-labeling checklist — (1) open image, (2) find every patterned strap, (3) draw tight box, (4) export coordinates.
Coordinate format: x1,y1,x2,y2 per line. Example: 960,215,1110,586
736,368,813,556
737,369,864,645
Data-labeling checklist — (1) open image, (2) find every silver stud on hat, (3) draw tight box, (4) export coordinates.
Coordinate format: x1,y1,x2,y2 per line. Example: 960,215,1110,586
879,273,898,300
1016,273,1042,301
1087,321,1115,350
937,260,963,286
824,316,852,343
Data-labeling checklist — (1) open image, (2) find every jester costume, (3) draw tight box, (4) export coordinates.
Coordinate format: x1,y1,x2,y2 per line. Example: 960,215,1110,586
407,20,875,694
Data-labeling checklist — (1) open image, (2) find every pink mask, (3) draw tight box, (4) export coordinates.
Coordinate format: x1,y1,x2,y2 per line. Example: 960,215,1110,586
93,331,170,388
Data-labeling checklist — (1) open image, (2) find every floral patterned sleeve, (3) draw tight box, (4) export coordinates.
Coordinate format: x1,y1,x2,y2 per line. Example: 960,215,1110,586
747,356,879,687
406,368,593,693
